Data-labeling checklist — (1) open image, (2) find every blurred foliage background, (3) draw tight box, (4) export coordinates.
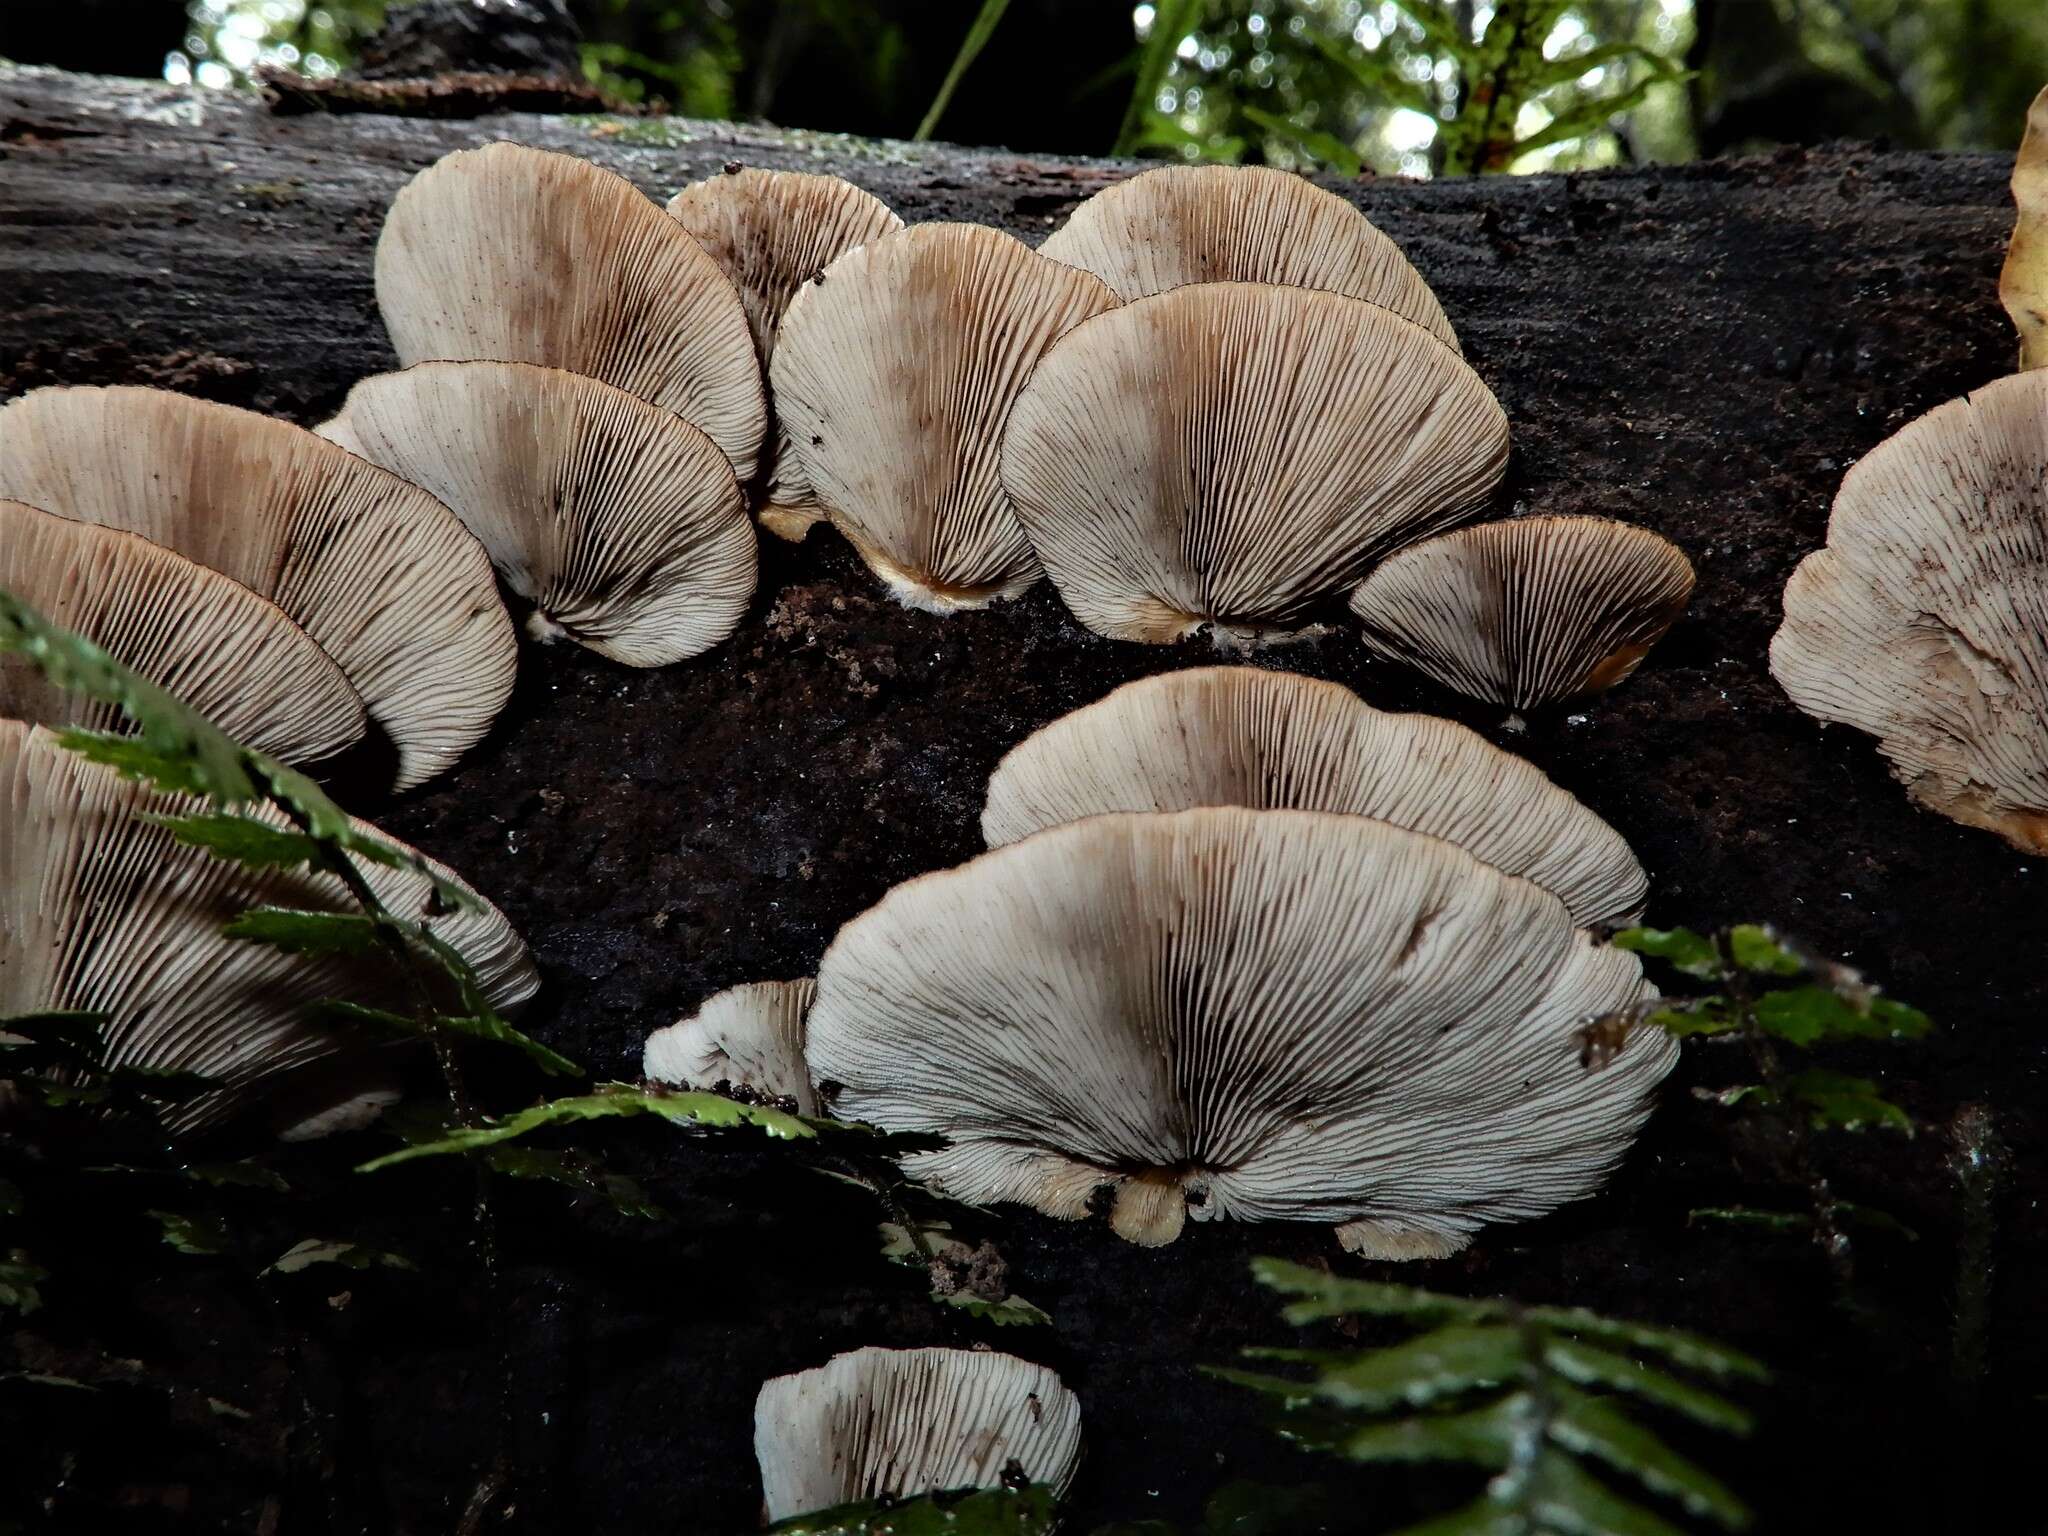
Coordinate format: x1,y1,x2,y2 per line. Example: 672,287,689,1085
2,0,2044,174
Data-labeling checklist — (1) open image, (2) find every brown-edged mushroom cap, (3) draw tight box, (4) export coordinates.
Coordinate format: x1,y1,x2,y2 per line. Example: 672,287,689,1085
668,167,906,543
806,808,1673,1256
1349,515,1695,710
318,361,755,668
0,499,367,764
1002,282,1508,645
982,667,1646,926
754,1346,1082,1523
0,386,515,790
375,141,768,480
2001,85,2048,371
0,720,538,1133
642,978,818,1114
1770,369,2048,854
769,222,1120,611
1038,163,1458,350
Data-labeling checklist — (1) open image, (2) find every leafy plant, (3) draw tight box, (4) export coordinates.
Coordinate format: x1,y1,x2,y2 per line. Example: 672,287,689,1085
914,0,1015,141
1208,1258,1766,1536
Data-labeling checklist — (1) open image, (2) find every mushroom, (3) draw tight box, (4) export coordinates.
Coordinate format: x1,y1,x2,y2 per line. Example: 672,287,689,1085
642,978,818,1114
805,807,1673,1256
0,499,367,764
754,1346,1082,1523
318,361,756,667
1349,515,1695,710
0,385,515,790
981,667,1646,926
1770,369,2048,854
1039,163,1458,350
2001,84,2048,371
666,167,904,542
375,141,768,481
1001,282,1508,645
770,222,1120,612
0,719,538,1133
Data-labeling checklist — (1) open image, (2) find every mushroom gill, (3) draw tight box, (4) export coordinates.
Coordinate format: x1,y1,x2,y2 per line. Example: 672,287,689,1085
0,385,516,790
642,978,818,1114
769,221,1120,612
1001,282,1508,646
1771,368,2048,855
319,361,756,668
805,808,1673,1257
1349,515,1695,710
981,666,1646,926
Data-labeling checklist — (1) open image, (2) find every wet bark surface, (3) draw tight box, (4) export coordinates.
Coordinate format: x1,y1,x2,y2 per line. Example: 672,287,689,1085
1,65,2041,1534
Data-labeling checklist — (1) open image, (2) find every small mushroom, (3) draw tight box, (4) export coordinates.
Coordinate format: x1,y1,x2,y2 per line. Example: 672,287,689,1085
0,385,515,790
0,499,367,764
1349,515,1695,710
667,168,904,542
754,1346,1082,1523
319,361,756,667
0,720,537,1133
375,141,768,480
1770,369,2048,854
1001,282,1508,645
806,807,1672,1255
1039,163,1458,350
2001,85,2048,371
642,978,818,1114
770,222,1119,612
981,666,1646,926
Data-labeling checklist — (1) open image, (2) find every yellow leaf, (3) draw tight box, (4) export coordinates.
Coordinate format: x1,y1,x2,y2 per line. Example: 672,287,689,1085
2000,85,2048,371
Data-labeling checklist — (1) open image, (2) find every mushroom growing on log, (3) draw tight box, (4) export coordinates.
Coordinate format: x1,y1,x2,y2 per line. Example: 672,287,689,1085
643,978,818,1114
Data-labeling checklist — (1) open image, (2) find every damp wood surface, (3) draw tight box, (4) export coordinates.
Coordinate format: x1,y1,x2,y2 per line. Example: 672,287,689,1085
1,64,2040,1533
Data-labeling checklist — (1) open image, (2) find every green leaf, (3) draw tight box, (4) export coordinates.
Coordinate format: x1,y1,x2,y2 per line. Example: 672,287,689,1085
1647,996,1738,1038
357,1084,813,1172
1781,1069,1914,1135
1384,0,1480,63
265,1238,416,1275
1523,39,1670,92
224,907,380,956
482,1146,664,1218
1753,986,1931,1046
1308,30,1440,118
766,1484,1057,1535
1240,105,1364,175
1833,1201,1918,1241
1725,925,1803,977
1520,1448,1693,1536
0,1009,108,1054
147,812,322,870
1250,1257,1488,1324
947,1292,1052,1327
149,1209,229,1256
1519,1306,1769,1384
1610,927,1723,980
1331,1392,1521,1468
309,999,579,1077
0,1251,46,1316
1548,1386,1752,1528
1688,1207,1809,1233
183,1161,289,1192
104,1064,218,1102
1695,1084,1775,1110
1114,0,1204,154
913,0,1013,141
50,727,222,800
1542,1337,1753,1433
1268,1324,1528,1411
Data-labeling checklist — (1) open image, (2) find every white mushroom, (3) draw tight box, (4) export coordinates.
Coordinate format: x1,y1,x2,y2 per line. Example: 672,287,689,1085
982,667,1646,926
375,141,768,480
1349,515,1695,710
2001,84,2048,371
0,386,515,790
0,720,538,1133
1771,369,2048,854
667,167,904,541
770,222,1120,612
806,807,1673,1257
319,361,756,667
0,499,366,764
1039,163,1458,350
754,1346,1082,1524
642,978,818,1114
1001,282,1508,646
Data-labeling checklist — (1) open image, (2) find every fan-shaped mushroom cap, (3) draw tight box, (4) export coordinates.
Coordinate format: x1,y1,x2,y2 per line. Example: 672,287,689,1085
0,720,538,1133
642,978,818,1114
1002,282,1508,646
375,141,768,480
1349,516,1695,710
1771,370,2048,854
807,808,1672,1254
2001,85,2048,371
754,1346,1082,1523
0,386,515,790
982,667,1645,926
1039,163,1458,351
318,362,755,668
770,222,1120,611
668,168,906,543
0,500,367,763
